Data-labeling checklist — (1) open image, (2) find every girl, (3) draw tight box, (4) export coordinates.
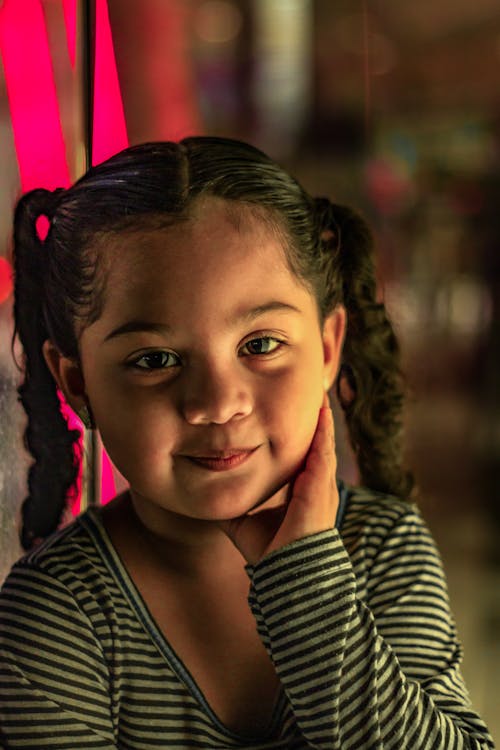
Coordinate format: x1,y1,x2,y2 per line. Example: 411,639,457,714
0,138,494,749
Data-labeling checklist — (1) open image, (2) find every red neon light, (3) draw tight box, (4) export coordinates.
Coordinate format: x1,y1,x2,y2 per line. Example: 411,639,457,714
92,0,127,501
0,0,118,508
93,0,128,164
0,0,70,191
0,257,13,304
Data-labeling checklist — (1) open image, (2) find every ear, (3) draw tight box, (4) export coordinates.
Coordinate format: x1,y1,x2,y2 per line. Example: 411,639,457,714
42,339,88,413
321,305,346,392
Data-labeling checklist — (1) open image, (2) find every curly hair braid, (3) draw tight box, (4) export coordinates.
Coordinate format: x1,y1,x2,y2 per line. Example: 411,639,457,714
313,198,413,499
13,189,82,550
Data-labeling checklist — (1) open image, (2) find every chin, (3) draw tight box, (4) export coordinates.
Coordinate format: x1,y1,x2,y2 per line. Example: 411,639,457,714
201,476,291,522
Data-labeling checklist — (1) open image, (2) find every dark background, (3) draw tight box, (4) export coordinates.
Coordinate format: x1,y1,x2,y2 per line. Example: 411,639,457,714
0,1,498,737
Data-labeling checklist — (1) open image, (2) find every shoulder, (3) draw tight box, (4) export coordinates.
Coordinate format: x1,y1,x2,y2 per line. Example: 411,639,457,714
0,509,111,631
341,482,423,533
339,482,442,570
0,515,116,733
4,509,99,581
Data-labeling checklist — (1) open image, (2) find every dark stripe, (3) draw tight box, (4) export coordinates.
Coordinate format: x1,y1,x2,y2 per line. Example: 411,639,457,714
0,485,494,749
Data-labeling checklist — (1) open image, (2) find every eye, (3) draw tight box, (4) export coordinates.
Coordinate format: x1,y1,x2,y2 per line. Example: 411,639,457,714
240,336,284,356
129,350,180,370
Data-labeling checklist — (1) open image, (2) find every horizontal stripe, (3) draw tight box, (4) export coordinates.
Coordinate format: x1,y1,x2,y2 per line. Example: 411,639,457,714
0,485,494,748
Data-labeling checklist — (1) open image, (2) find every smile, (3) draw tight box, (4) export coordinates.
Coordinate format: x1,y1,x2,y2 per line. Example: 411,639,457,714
182,448,258,472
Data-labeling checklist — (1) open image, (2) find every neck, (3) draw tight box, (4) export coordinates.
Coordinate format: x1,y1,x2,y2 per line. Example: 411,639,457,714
104,490,246,577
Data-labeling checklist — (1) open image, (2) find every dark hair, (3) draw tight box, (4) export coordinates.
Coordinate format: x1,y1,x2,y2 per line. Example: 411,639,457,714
13,137,413,549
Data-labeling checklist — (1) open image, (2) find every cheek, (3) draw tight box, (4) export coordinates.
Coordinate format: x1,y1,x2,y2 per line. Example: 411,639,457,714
260,363,323,460
86,379,177,475
97,417,178,495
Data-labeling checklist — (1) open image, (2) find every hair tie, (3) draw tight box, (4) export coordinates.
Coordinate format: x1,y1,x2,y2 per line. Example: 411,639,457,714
313,196,341,252
33,188,64,243
35,215,51,243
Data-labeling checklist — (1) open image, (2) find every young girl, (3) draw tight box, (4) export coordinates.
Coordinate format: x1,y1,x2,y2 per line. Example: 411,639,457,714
0,138,494,749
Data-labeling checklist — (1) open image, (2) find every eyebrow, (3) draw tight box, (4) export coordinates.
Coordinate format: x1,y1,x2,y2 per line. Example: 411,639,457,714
103,301,301,342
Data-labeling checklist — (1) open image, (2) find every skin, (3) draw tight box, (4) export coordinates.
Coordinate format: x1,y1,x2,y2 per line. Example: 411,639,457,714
44,197,345,568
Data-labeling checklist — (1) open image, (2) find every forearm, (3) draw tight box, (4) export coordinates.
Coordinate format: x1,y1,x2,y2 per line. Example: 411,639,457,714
246,529,495,750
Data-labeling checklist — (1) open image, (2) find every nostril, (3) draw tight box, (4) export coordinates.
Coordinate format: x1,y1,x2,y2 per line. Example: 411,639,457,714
182,390,253,425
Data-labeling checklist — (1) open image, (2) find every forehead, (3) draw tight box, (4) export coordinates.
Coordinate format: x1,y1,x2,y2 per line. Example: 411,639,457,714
92,198,314,323
106,198,286,260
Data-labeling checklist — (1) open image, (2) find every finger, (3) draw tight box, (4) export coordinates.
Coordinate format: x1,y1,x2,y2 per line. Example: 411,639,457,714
311,400,335,459
324,399,335,446
262,400,339,558
321,406,337,494
293,407,335,499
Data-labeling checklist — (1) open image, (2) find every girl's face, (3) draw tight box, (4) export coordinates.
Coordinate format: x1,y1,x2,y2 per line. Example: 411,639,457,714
75,198,345,523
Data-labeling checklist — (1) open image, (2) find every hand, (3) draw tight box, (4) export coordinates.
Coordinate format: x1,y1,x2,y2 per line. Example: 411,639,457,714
219,392,339,565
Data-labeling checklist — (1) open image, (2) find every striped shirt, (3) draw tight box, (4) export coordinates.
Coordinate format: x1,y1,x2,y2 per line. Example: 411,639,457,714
0,484,495,749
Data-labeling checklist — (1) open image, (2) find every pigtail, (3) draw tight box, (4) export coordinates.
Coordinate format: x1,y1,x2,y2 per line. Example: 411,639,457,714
314,198,414,500
13,189,82,550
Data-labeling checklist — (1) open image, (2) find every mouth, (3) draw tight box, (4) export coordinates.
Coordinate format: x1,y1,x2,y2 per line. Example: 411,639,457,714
180,447,259,472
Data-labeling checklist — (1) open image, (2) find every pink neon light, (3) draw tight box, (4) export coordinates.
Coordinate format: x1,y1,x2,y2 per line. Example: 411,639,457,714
62,0,77,68
92,0,127,502
0,0,70,191
0,257,13,304
93,0,128,165
1,0,117,508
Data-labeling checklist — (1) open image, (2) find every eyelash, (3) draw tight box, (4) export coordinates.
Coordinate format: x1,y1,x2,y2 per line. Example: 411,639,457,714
128,336,286,372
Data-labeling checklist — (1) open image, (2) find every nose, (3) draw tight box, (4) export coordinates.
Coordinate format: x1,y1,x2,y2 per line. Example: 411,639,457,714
181,362,253,425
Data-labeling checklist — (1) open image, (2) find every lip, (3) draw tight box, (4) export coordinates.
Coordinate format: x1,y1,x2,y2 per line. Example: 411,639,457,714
183,447,257,459
181,447,258,472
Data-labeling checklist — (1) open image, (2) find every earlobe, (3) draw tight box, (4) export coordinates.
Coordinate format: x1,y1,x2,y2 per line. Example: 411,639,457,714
322,306,347,391
42,339,87,412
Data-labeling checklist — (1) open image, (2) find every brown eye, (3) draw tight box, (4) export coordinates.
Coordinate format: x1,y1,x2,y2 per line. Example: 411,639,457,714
132,351,179,370
240,337,282,356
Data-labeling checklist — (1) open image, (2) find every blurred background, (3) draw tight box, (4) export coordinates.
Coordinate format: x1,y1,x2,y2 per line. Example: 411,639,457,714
0,0,499,740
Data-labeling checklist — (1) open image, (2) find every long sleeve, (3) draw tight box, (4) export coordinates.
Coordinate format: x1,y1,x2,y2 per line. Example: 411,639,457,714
245,504,495,749
0,562,117,749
